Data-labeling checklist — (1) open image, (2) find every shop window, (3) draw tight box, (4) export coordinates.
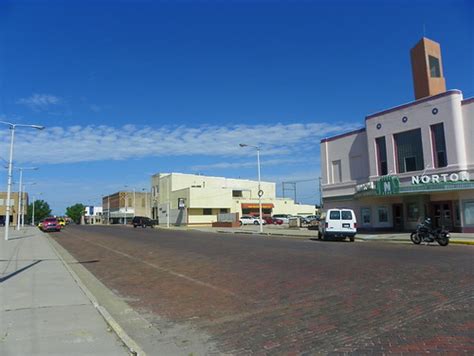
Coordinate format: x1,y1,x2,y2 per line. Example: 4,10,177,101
431,123,447,168
220,208,228,214
463,201,474,226
378,207,388,223
361,208,371,225
375,137,388,176
232,190,243,197
203,208,213,215
242,208,250,215
407,203,420,221
394,129,424,173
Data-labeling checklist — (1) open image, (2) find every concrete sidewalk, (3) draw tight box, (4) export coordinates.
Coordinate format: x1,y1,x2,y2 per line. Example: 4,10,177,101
0,227,128,356
164,225,474,245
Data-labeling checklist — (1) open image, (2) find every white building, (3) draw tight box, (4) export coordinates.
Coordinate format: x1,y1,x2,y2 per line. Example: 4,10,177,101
320,38,474,233
84,206,103,224
151,173,316,226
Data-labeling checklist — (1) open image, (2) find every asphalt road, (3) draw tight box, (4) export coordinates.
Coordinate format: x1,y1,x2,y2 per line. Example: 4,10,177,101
54,225,474,355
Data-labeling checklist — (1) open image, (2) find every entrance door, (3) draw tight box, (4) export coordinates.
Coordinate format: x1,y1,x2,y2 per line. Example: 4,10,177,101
432,202,453,230
393,204,404,231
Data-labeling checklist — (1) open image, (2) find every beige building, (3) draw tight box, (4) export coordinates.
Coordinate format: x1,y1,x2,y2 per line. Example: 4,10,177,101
102,191,151,224
0,192,28,226
151,173,316,226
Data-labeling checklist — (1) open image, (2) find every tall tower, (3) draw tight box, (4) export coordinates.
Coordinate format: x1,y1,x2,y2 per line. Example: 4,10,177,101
410,37,446,100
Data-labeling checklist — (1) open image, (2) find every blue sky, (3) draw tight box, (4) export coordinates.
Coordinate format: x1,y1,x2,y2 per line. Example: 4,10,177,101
0,0,473,214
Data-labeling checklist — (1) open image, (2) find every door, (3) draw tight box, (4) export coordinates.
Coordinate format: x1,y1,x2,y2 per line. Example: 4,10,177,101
432,202,453,230
393,204,404,231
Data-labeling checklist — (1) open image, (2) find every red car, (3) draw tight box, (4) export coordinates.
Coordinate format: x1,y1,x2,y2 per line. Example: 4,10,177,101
41,217,61,232
264,217,283,225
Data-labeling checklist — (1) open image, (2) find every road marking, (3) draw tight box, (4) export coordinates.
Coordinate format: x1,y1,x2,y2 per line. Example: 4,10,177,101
62,230,256,303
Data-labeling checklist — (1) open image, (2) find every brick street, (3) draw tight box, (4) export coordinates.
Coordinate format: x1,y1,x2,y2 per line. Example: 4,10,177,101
54,225,474,354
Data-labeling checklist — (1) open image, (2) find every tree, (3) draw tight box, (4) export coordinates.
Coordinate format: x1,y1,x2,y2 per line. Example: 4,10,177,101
66,203,86,224
26,200,52,224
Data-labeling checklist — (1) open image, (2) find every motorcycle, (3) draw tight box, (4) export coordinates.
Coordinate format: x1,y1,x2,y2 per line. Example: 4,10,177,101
410,218,450,246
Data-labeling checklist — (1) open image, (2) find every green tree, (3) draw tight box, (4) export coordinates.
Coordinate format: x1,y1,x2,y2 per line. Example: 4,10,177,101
66,203,85,224
26,200,52,224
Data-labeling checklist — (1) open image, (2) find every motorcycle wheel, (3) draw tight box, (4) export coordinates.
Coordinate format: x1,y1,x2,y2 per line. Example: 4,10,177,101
410,232,421,245
438,237,449,246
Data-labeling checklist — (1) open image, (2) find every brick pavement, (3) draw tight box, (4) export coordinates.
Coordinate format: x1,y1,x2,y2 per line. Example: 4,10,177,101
53,225,474,354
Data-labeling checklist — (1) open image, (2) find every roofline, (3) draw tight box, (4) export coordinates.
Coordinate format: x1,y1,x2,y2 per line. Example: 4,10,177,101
365,89,463,121
320,128,366,144
461,97,474,106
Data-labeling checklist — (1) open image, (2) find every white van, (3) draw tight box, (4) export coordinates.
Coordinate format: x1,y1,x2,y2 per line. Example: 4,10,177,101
318,208,357,242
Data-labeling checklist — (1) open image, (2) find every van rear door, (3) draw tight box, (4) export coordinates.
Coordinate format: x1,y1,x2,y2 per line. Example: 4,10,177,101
341,210,355,232
328,210,342,231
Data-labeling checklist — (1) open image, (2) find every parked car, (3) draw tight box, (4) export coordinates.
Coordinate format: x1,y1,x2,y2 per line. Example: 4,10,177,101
57,218,66,228
132,216,157,228
239,215,267,226
318,209,357,242
272,214,292,224
264,216,283,225
41,217,61,232
305,215,320,222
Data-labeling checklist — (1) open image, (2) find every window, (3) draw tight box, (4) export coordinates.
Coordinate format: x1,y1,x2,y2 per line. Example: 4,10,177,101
429,55,441,78
329,211,341,220
407,203,420,221
203,208,213,215
361,208,371,225
332,160,342,183
341,211,353,220
394,129,424,173
375,137,388,175
431,123,447,168
463,201,474,226
232,190,243,197
378,207,388,223
220,208,228,214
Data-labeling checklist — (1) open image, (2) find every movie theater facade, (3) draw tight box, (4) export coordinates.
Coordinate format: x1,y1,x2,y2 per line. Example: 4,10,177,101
321,90,474,233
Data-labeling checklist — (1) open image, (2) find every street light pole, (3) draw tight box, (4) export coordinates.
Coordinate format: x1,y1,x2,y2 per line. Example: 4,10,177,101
20,182,36,228
15,167,38,230
16,169,23,231
239,143,263,233
1,121,44,241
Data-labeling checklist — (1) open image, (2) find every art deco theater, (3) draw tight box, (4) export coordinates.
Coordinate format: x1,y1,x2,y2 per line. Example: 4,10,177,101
321,38,474,232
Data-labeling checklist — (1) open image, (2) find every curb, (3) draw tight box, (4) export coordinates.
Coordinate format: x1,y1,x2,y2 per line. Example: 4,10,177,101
205,228,474,245
46,234,146,356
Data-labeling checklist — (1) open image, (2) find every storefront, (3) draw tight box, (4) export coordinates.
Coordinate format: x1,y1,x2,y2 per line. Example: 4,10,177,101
241,203,274,217
352,171,474,232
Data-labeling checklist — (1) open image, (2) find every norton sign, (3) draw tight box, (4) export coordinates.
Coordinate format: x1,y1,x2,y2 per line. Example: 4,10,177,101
411,171,471,185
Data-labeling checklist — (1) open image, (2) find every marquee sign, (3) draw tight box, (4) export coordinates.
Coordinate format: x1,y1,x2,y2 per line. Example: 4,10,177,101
376,176,400,195
411,171,471,185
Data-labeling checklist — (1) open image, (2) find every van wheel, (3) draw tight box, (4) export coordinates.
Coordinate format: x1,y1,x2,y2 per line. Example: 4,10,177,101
318,231,322,240
349,236,355,242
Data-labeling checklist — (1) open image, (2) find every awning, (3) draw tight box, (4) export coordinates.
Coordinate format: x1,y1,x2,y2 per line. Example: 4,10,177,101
241,203,274,209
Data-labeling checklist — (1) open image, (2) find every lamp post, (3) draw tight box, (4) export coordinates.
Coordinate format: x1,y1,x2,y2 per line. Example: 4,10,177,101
1,121,45,241
16,167,38,230
21,182,36,228
239,143,263,233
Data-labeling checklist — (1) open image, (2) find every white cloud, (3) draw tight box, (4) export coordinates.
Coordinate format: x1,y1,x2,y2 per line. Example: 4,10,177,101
17,94,61,111
190,158,308,171
0,122,361,165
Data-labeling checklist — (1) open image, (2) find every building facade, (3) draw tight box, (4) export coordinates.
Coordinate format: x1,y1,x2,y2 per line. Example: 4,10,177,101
151,173,316,226
102,191,151,224
320,38,474,232
84,206,103,224
0,192,28,226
